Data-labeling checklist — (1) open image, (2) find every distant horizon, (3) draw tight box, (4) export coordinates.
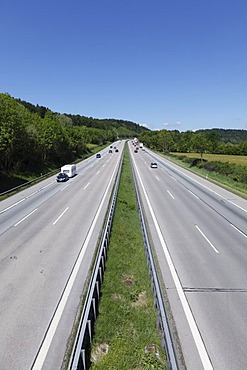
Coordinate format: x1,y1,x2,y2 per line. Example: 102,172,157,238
6,91,247,134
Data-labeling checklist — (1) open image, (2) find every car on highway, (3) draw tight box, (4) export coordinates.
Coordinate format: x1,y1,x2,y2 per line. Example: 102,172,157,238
56,172,69,182
115,149,119,153
134,149,138,153
150,162,158,168
109,149,113,153
96,153,101,158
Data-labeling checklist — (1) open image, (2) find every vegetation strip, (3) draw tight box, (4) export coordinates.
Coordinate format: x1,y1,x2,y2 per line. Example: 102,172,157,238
163,153,247,199
90,145,166,369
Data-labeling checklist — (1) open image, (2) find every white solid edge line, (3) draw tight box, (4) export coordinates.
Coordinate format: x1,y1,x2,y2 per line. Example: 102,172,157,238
131,153,213,370
231,224,247,238
151,151,247,214
32,157,120,370
0,198,25,214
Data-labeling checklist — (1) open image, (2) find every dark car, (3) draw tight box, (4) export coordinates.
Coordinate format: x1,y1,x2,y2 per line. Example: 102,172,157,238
96,153,101,158
109,149,113,153
56,172,69,182
134,149,138,153
150,162,158,169
115,149,119,153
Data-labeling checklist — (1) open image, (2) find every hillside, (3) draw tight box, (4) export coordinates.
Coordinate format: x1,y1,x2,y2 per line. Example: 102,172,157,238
196,128,247,144
0,93,149,193
15,97,149,137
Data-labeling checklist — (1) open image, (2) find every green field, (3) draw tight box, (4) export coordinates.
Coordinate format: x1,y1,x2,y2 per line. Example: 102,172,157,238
172,152,247,166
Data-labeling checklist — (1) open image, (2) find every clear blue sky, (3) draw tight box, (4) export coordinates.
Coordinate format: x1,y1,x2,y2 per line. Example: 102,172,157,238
1,0,247,131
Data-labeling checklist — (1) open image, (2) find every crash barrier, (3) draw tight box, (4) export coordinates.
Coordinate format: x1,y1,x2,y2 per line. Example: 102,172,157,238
68,153,123,370
69,146,179,369
0,169,59,197
130,151,179,370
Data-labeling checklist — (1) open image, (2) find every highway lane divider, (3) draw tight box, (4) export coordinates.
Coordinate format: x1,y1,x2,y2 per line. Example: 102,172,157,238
67,151,123,370
129,147,179,370
68,143,179,369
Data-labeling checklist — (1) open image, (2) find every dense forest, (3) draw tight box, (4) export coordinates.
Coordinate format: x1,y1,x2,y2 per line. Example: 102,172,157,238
1,93,247,182
0,93,148,174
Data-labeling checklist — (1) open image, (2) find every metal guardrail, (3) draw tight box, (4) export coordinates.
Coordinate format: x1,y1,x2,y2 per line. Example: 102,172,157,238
0,169,59,197
129,149,179,370
68,145,179,370
68,153,123,370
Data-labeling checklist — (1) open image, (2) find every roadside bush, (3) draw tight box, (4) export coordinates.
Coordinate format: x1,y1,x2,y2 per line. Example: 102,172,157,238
200,161,247,184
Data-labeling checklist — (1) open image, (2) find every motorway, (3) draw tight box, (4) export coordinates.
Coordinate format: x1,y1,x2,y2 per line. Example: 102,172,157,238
129,142,247,370
0,141,123,370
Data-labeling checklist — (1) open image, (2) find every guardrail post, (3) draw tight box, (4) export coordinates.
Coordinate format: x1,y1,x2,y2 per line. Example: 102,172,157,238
87,320,92,342
101,256,105,270
96,280,100,298
92,298,97,320
80,349,86,370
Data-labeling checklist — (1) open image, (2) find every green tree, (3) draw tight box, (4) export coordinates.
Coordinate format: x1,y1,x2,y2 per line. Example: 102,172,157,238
157,130,174,152
191,133,209,160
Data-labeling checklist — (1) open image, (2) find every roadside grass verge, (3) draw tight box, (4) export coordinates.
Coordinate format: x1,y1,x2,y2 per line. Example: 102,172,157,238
90,146,166,369
160,152,247,199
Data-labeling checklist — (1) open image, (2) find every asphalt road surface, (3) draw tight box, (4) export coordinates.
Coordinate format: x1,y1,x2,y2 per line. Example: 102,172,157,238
0,141,123,370
129,142,247,370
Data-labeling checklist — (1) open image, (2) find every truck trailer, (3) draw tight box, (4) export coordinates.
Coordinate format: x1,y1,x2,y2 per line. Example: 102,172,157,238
61,164,77,178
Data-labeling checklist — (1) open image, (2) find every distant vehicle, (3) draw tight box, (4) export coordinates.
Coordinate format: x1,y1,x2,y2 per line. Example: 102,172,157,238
56,172,69,182
110,145,113,148
96,153,101,158
150,162,158,168
61,164,77,178
109,149,113,153
139,142,144,148
115,149,119,153
134,149,138,153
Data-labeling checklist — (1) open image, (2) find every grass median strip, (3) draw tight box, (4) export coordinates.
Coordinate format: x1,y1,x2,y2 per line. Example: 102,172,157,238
90,146,166,369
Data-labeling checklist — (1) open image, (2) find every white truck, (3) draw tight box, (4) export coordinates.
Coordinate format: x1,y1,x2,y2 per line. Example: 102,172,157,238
139,142,144,149
61,164,77,178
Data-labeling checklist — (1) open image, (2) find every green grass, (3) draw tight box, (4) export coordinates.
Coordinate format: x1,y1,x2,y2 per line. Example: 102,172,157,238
90,146,166,369
161,152,247,199
172,152,247,166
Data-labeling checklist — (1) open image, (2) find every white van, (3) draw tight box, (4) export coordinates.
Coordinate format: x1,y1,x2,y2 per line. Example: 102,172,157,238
61,164,77,178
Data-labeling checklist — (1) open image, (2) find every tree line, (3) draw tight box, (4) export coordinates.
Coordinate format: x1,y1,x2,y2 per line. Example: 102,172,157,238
1,93,246,178
0,94,148,174
139,128,247,157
